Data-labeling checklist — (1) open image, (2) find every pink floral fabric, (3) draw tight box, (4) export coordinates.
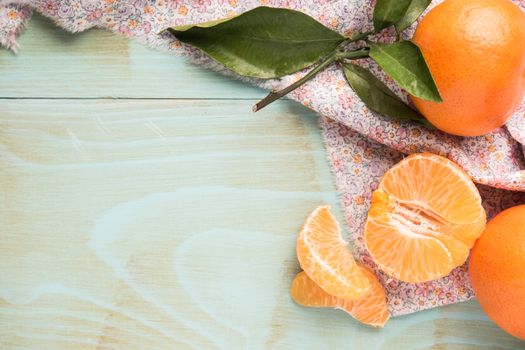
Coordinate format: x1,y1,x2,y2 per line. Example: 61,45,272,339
1,0,525,316
0,3,31,52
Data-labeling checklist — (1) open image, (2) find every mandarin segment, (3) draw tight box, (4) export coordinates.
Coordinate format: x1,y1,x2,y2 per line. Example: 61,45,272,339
296,206,370,300
364,153,486,283
364,216,455,283
291,271,336,308
378,153,486,238
291,267,390,328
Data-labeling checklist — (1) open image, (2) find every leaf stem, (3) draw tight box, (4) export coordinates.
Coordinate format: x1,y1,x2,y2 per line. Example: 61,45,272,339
336,47,370,60
252,30,376,112
253,46,372,112
253,51,337,112
347,31,374,42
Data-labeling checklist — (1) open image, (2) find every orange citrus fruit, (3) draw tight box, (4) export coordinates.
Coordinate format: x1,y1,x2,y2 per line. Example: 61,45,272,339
469,205,525,340
296,206,370,300
364,153,486,283
291,267,390,328
411,0,525,136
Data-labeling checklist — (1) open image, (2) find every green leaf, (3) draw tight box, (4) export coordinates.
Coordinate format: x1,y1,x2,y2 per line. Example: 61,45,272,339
168,17,237,32
369,41,442,102
395,0,432,32
166,7,345,79
373,0,412,31
342,63,433,127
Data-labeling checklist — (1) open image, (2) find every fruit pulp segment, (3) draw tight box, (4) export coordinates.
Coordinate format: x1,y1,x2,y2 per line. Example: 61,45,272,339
297,206,371,300
365,185,477,283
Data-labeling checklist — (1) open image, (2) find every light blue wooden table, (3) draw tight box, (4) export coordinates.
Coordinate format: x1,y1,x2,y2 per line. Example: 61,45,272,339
1,14,523,350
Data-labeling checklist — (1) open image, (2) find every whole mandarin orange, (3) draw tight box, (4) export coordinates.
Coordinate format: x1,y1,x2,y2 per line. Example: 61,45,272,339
469,205,525,340
411,0,525,136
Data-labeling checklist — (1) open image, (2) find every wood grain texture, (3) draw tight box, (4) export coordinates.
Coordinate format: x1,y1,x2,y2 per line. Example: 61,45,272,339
0,99,342,350
1,13,524,350
0,15,263,99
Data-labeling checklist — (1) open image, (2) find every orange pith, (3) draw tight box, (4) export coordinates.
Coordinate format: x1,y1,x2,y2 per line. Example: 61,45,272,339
296,206,371,300
291,266,390,328
364,153,486,283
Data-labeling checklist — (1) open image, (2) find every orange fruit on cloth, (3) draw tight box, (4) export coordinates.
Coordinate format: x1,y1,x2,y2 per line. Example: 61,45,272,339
291,267,390,328
364,153,486,283
296,206,371,300
411,0,525,136
469,205,525,340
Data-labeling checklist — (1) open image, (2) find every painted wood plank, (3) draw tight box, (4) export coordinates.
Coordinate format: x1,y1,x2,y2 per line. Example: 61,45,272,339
0,14,264,99
1,99,523,349
0,99,333,350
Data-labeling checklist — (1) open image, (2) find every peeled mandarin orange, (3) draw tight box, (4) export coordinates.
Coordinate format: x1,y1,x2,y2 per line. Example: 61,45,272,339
411,0,525,136
364,153,486,283
469,205,525,340
296,206,370,300
291,267,390,328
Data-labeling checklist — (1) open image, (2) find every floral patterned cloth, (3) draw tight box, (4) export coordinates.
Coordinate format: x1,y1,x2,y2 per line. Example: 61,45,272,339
2,0,525,316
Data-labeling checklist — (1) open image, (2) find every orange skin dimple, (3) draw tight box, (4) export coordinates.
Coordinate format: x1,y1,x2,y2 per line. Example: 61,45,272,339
411,0,525,136
364,153,486,283
291,267,390,328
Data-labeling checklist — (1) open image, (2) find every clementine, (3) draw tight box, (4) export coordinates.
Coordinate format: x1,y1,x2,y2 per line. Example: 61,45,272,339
364,153,486,283
411,0,525,136
469,205,525,340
